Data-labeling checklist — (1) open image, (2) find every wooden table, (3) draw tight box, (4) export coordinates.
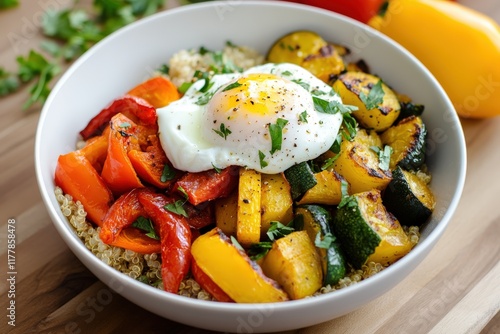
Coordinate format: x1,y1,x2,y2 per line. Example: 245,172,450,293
1,1,499,333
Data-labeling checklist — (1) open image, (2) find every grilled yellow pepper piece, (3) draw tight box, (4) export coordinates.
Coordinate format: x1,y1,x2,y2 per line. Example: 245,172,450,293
369,0,500,118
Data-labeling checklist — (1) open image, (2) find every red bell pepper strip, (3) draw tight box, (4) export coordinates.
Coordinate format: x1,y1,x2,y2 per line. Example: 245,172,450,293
79,127,109,173
191,259,234,302
55,151,113,226
128,134,180,189
174,165,239,206
99,188,153,244
111,227,161,254
127,76,181,109
138,191,192,293
184,201,214,230
80,95,157,140
101,113,144,195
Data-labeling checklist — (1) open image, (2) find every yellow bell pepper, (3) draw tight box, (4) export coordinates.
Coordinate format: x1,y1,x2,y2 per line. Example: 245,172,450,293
369,0,500,118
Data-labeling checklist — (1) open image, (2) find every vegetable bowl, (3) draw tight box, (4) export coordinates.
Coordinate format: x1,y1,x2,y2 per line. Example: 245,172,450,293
35,1,466,332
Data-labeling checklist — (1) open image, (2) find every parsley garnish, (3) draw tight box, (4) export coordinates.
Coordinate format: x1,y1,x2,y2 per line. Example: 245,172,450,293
248,242,273,260
359,80,385,110
299,111,308,123
0,68,19,96
213,123,232,139
313,96,357,115
338,180,356,208
266,221,294,241
160,165,176,182
164,200,188,217
132,216,160,240
222,81,242,92
0,0,18,9
212,163,221,173
371,145,393,171
341,112,358,141
292,79,310,91
268,118,288,155
230,236,245,251
196,92,214,105
315,232,335,249
119,122,131,128
258,150,268,169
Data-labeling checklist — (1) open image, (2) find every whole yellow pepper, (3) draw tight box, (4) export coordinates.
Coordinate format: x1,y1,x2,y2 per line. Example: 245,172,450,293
369,0,500,118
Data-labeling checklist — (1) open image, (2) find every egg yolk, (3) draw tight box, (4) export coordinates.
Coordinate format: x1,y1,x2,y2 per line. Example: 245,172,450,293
204,72,308,148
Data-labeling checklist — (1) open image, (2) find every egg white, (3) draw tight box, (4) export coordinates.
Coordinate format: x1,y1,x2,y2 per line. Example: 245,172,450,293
157,63,343,174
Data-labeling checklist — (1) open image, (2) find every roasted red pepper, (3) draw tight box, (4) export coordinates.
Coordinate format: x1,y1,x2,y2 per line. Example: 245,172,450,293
138,191,192,293
127,76,181,109
55,151,113,226
174,166,239,206
101,113,144,195
128,134,179,189
79,95,157,140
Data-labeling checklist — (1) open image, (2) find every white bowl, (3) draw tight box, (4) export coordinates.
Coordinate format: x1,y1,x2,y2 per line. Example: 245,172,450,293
35,1,466,332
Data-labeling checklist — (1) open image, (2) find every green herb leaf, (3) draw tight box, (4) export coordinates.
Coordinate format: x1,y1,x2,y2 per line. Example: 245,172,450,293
259,150,268,169
269,118,288,155
371,145,393,171
212,163,221,173
299,110,308,123
338,180,356,209
222,81,242,92
0,0,18,9
132,216,160,240
177,186,189,199
230,236,244,251
178,82,192,94
248,241,273,260
315,232,335,249
0,68,19,96
195,92,214,105
359,80,385,110
213,123,232,139
341,113,358,141
292,79,310,91
266,221,294,241
160,165,176,182
164,200,188,217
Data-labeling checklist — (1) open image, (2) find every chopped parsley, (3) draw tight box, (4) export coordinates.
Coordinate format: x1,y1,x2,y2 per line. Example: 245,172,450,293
266,221,294,241
160,165,176,182
299,110,308,123
338,180,356,209
268,118,288,155
222,81,242,92
213,123,232,139
359,80,385,110
230,236,245,251
164,199,188,217
371,145,393,171
315,231,335,249
132,216,160,240
258,150,268,169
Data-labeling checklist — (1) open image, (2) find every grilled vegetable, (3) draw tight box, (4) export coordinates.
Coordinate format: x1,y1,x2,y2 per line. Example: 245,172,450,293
383,166,436,226
332,129,392,194
333,189,413,268
380,115,426,171
296,170,345,206
260,173,294,235
332,71,400,131
191,228,289,303
284,161,317,200
296,205,346,286
261,230,323,299
266,30,346,83
215,190,238,237
237,168,262,247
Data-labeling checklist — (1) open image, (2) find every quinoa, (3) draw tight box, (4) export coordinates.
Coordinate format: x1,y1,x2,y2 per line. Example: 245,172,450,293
167,44,265,87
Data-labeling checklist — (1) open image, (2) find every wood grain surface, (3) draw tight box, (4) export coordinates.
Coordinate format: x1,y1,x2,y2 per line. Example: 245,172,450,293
1,1,499,333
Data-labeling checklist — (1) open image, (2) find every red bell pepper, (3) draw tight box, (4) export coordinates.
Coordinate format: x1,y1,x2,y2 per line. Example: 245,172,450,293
79,95,157,140
127,76,181,109
55,151,113,226
101,113,144,195
128,134,179,189
138,191,192,293
111,227,161,254
285,0,386,23
174,165,239,206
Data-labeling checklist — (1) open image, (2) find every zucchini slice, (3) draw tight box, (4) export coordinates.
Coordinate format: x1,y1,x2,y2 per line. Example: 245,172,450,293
284,161,317,201
383,166,436,226
332,129,392,194
266,30,346,83
333,189,413,268
296,205,346,286
332,71,400,131
380,115,427,171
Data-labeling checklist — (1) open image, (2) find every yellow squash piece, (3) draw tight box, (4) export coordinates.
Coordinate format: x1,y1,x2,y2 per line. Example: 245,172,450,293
191,228,289,303
261,230,323,299
296,169,345,206
333,71,400,131
237,168,261,247
332,129,392,194
215,190,238,237
260,173,294,235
